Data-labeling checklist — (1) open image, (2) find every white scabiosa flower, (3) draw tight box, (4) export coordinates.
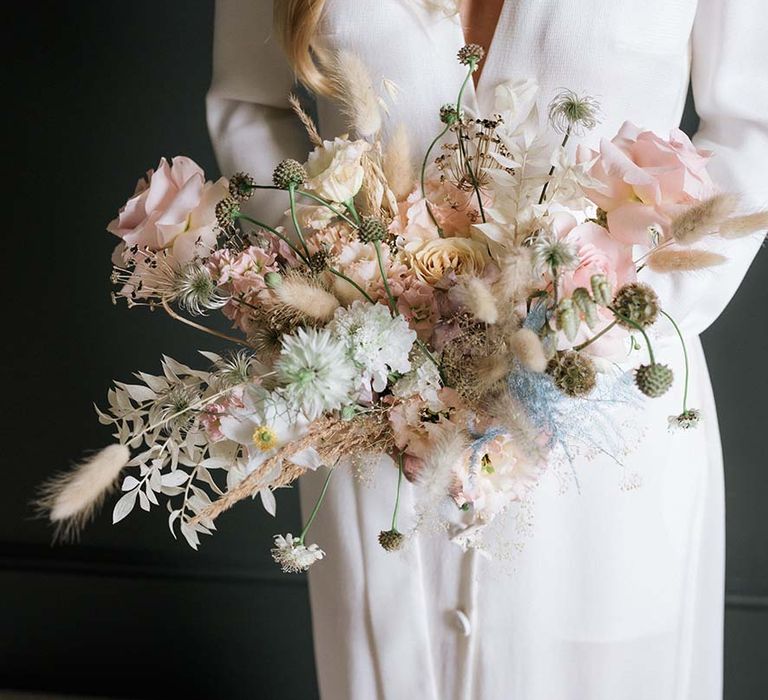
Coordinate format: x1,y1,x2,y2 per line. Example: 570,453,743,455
275,327,356,420
392,350,443,403
271,533,325,573
667,408,702,432
330,301,417,399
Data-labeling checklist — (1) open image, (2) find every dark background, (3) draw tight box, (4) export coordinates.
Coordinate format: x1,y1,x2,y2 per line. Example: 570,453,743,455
2,2,766,698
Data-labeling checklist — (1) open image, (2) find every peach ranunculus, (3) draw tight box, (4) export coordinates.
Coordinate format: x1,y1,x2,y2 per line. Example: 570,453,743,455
405,237,490,284
577,122,715,245
108,156,229,264
303,137,371,204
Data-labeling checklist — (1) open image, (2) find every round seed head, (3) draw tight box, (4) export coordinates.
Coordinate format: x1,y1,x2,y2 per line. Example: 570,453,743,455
378,529,405,552
457,44,486,66
612,282,660,329
546,350,597,397
357,216,388,244
272,159,307,190
634,363,674,398
228,171,257,201
215,196,240,228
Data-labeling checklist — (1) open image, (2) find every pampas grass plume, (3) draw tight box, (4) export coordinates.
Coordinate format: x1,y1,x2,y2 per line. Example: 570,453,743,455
329,49,382,138
509,328,548,372
275,274,340,323
36,444,130,541
647,248,727,272
383,124,414,199
671,193,739,244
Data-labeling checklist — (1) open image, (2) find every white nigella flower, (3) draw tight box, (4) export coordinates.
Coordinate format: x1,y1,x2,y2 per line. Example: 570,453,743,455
271,533,325,573
667,408,702,432
392,349,443,403
330,301,417,400
276,327,357,420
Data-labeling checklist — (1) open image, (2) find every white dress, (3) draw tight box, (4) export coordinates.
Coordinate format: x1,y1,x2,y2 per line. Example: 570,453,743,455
207,1,767,698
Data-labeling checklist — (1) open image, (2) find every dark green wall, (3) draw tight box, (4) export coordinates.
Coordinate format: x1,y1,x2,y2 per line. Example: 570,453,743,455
2,2,765,698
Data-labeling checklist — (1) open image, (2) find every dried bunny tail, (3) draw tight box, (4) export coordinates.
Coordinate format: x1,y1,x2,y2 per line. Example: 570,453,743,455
288,93,323,147
383,124,414,199
455,277,499,324
671,193,739,244
509,328,548,372
328,49,382,138
646,247,727,272
413,429,469,528
274,272,340,323
719,210,768,239
330,271,368,306
34,444,131,542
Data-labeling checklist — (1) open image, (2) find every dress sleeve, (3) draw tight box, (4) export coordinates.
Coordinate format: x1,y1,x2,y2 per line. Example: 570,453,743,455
638,0,768,338
207,0,313,226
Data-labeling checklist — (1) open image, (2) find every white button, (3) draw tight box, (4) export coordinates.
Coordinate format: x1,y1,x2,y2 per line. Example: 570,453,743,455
455,609,471,636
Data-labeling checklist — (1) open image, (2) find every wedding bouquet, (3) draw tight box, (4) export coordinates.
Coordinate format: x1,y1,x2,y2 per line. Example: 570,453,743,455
39,45,767,571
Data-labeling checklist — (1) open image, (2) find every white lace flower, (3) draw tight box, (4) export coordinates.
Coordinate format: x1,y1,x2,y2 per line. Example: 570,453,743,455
330,301,417,399
271,533,325,573
276,327,356,420
392,350,443,403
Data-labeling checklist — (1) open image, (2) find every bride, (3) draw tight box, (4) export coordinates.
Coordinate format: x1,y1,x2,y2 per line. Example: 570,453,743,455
206,1,766,698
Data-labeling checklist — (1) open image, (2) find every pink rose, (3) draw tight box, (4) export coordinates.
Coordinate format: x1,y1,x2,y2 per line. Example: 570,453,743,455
108,156,229,263
577,122,715,245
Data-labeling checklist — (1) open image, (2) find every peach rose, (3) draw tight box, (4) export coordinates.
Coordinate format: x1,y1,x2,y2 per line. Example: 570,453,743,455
108,156,228,263
577,122,715,245
406,237,490,283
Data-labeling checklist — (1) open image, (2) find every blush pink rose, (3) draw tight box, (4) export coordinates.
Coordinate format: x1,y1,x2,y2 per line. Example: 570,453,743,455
108,156,229,263
577,122,715,245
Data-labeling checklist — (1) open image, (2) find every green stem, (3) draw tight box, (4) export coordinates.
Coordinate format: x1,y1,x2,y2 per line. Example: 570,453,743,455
391,455,404,531
661,309,690,412
455,59,486,223
288,185,311,258
297,190,359,228
420,125,450,236
235,214,307,263
328,267,376,304
572,319,619,352
345,198,361,226
373,240,397,315
415,338,441,371
299,467,334,545
538,130,570,206
609,307,656,364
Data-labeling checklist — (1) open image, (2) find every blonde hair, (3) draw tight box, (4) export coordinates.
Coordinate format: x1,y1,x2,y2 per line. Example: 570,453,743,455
274,0,332,95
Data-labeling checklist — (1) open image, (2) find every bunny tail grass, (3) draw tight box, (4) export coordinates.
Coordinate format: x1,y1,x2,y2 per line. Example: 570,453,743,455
35,444,130,542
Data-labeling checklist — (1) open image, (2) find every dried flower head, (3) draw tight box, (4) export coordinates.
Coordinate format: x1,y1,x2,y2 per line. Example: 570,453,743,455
440,103,462,125
668,408,702,431
548,90,601,134
612,282,660,329
457,43,485,66
272,159,307,190
357,216,388,243
228,171,257,201
215,196,241,229
307,249,332,273
174,262,229,316
532,235,579,278
378,529,405,552
546,350,597,397
271,533,325,573
634,363,674,398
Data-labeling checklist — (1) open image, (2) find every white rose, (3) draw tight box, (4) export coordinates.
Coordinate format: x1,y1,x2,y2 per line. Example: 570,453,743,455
304,137,370,204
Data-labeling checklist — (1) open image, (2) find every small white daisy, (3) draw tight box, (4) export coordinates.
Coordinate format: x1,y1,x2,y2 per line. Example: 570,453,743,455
271,533,325,573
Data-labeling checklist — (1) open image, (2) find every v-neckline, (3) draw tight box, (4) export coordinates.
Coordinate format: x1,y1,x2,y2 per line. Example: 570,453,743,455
459,0,507,90
455,0,508,108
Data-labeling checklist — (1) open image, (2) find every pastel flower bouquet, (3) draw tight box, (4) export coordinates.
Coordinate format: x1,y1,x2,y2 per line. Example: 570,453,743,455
39,46,767,570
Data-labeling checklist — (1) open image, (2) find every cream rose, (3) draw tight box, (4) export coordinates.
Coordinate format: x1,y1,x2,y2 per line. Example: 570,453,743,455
304,137,371,203
407,237,489,283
